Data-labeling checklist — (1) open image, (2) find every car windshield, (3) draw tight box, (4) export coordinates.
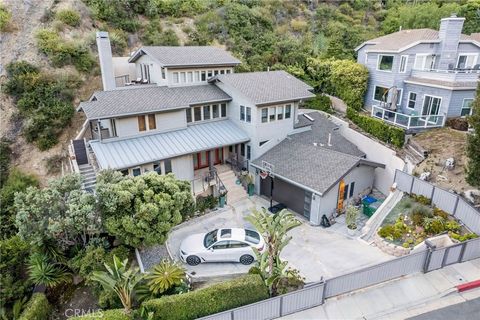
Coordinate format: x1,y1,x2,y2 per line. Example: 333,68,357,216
204,229,218,248
245,229,260,244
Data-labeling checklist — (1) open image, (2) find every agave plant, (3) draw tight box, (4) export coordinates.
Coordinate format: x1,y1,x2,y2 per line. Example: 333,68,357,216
28,253,71,288
146,259,186,295
91,255,143,313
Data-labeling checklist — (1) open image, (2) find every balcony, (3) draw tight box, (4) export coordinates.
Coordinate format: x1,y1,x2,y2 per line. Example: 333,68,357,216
371,105,446,130
410,69,480,83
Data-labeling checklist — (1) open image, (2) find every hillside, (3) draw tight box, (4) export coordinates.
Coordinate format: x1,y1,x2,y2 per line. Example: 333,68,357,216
1,0,479,183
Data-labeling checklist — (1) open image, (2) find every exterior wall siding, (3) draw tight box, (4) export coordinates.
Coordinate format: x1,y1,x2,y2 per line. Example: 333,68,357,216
113,110,187,138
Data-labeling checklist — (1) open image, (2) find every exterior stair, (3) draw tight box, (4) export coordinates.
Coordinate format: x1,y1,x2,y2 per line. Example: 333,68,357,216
218,170,248,204
78,164,97,192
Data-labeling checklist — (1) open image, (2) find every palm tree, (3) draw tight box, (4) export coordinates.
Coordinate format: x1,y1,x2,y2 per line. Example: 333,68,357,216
28,253,71,288
246,208,301,296
91,255,143,313
146,259,186,295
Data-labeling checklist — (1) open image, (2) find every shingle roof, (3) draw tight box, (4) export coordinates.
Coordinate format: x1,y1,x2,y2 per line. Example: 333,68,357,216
128,46,241,67
252,112,381,195
213,70,315,105
405,77,478,89
90,120,249,170
79,84,231,120
356,29,480,52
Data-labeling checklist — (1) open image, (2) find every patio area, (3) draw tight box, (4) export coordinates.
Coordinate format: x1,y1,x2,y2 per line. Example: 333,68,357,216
371,105,446,130
138,195,393,283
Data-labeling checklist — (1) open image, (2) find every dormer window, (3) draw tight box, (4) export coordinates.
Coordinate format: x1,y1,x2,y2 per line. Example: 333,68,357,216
377,55,394,71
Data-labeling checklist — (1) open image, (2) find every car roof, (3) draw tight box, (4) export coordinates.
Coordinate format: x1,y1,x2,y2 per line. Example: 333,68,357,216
217,228,249,241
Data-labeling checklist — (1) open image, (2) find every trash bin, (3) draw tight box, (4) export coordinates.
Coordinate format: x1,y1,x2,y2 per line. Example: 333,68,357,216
362,196,378,218
219,195,226,208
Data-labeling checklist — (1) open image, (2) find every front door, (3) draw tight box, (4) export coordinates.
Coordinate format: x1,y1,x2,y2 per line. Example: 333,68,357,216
214,148,223,165
194,151,210,170
337,180,345,211
421,95,441,123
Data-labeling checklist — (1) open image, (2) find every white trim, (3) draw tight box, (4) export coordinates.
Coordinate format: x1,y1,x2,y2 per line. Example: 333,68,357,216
364,53,368,64
413,53,436,71
456,53,478,69
404,79,477,90
396,88,403,106
399,55,408,73
458,39,480,48
461,98,474,117
364,40,441,54
421,94,443,116
376,54,394,72
372,84,390,102
407,91,417,110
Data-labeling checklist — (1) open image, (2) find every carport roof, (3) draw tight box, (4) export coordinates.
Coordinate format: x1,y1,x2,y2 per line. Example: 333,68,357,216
90,120,249,170
252,112,384,195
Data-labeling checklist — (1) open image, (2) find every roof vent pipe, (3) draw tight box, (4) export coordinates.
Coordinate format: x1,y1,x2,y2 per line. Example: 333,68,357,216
96,31,116,91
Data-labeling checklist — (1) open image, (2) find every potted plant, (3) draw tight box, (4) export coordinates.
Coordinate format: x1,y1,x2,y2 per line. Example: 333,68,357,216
346,205,359,236
246,174,255,196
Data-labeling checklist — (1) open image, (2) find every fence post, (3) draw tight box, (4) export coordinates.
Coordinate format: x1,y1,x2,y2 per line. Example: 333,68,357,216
279,296,283,317
458,241,468,263
321,280,327,304
452,196,460,217
430,185,435,201
423,240,436,273
409,175,415,194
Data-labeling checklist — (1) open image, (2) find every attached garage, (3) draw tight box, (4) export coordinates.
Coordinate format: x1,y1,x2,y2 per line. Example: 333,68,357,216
260,175,311,219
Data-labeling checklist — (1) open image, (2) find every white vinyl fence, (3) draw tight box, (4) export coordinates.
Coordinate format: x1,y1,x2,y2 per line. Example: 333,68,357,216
199,171,480,320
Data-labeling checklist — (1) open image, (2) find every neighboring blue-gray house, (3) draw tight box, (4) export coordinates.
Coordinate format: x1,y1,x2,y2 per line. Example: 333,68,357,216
356,15,479,130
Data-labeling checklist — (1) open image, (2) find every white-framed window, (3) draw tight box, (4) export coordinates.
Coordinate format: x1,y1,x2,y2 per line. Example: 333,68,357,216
226,69,231,74
212,104,219,118
173,72,179,84
422,95,442,116
207,70,213,78
240,105,245,121
377,55,394,71
407,92,417,109
399,55,408,73
414,54,436,70
396,88,403,106
194,71,200,82
269,107,276,121
261,108,268,123
277,106,284,120
246,145,251,160
461,98,474,116
193,106,202,121
246,107,251,123
161,68,166,79
285,104,291,119
456,53,478,69
203,105,211,120
214,70,219,76
132,167,141,177
180,72,186,83
201,71,206,81
221,103,227,117
188,103,227,124
188,72,193,83
186,108,192,123
373,85,389,102
220,70,225,74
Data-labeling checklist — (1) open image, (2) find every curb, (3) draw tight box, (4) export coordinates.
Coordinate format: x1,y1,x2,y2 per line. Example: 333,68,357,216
456,279,480,292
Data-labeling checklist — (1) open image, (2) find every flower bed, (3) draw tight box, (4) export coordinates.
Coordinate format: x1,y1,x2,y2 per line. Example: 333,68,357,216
377,194,477,251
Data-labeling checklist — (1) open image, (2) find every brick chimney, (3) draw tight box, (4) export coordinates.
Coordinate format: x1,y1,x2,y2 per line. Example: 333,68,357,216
437,14,465,70
96,31,116,91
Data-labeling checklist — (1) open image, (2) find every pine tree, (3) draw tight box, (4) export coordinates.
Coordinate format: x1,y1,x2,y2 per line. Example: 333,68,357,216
466,83,480,187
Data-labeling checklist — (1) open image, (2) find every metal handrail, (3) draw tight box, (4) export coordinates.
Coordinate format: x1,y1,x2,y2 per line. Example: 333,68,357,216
371,105,446,130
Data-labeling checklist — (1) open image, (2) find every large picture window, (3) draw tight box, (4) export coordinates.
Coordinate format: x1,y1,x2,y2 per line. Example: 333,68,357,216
461,98,474,116
377,55,394,71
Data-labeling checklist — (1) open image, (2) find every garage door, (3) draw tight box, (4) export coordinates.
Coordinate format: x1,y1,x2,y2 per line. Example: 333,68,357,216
260,176,310,219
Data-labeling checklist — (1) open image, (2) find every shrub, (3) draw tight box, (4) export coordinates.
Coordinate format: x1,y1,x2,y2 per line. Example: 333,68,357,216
143,274,269,319
409,204,432,226
445,220,461,232
69,309,131,320
410,194,432,206
422,216,446,234
0,236,32,309
0,169,39,239
346,108,405,148
0,4,12,32
433,207,448,220
304,94,333,113
55,8,81,27
36,29,95,72
83,0,142,32
195,194,217,213
378,223,403,241
0,137,11,187
18,293,50,320
449,232,478,242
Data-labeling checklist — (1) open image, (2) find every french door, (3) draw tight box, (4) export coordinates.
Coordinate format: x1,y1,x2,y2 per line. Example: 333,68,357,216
421,95,441,123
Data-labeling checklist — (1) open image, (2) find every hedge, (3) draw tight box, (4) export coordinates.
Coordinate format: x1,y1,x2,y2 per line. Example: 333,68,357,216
347,108,405,148
18,293,50,320
69,309,131,320
142,274,269,320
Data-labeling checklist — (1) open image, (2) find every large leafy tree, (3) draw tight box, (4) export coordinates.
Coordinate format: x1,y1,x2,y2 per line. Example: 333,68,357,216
246,208,302,296
466,83,480,187
96,171,194,247
14,173,101,250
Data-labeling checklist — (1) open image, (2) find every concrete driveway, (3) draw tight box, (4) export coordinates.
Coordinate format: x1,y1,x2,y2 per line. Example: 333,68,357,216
161,195,393,282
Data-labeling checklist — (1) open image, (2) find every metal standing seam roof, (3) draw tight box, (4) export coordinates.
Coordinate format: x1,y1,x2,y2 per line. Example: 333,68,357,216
79,84,232,120
128,46,241,66
89,120,249,170
213,70,315,105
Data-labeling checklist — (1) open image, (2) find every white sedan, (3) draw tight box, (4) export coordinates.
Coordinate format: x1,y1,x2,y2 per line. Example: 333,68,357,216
179,228,265,266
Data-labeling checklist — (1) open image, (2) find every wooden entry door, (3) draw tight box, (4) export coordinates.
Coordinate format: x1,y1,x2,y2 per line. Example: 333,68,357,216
194,151,209,170
214,148,223,165
337,179,345,211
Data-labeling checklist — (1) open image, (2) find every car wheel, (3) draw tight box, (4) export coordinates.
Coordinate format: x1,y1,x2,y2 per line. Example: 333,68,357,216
186,255,201,266
239,254,254,265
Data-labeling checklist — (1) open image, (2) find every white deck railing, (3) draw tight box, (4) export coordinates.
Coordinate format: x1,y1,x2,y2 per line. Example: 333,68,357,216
371,105,446,130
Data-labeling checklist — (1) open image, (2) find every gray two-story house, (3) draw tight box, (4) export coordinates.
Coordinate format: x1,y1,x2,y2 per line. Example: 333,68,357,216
356,15,479,130
72,32,386,226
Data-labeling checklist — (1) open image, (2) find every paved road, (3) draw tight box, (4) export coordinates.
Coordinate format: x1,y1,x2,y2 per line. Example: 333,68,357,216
407,297,480,320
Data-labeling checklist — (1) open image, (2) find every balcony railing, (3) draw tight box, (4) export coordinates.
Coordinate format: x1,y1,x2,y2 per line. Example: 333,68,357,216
371,105,446,130
411,69,480,83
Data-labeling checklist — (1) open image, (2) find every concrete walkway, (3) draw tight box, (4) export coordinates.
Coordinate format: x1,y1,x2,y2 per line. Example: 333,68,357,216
281,258,480,319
